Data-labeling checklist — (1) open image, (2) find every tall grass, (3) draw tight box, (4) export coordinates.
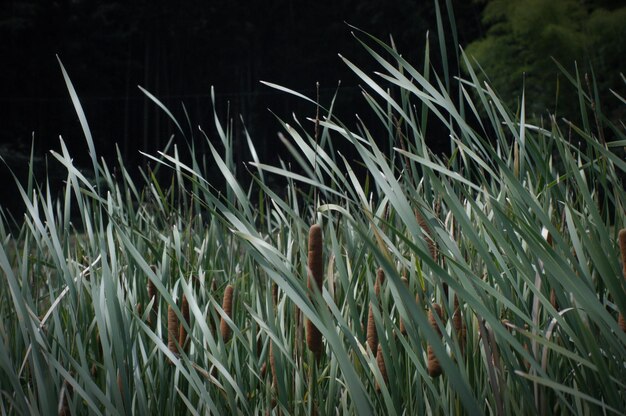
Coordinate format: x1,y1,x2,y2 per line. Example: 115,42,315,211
1,20,625,416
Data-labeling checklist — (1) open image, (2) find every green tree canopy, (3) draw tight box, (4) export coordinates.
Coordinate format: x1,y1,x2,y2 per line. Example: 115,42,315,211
466,0,626,120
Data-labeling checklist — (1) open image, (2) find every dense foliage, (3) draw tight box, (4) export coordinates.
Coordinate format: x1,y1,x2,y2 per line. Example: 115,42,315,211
466,0,626,120
1,9,625,416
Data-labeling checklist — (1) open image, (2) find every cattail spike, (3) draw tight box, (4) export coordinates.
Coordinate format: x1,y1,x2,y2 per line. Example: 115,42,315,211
269,341,278,388
366,304,378,353
618,313,626,333
272,282,279,308
220,285,234,342
427,344,442,377
375,343,388,390
167,305,179,359
427,304,443,377
549,287,558,310
375,267,385,297
415,210,437,261
306,224,324,359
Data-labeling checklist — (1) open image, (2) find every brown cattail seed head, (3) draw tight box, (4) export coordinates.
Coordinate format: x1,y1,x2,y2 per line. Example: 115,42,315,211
167,305,179,358
375,267,385,297
619,313,626,333
272,282,278,308
427,303,444,377
220,285,234,342
416,210,437,261
550,287,558,310
366,304,378,353
375,343,388,390
179,294,190,353
427,344,442,377
428,304,444,337
269,341,278,388
306,224,323,358
619,229,626,279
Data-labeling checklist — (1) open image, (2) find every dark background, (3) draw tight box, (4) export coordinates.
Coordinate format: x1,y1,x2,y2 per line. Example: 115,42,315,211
1,0,623,218
0,1,485,217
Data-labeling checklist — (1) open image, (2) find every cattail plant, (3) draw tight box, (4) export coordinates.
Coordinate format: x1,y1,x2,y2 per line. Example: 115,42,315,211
366,304,378,354
179,294,190,353
147,267,159,328
269,340,278,388
427,304,444,377
375,343,388,391
167,305,179,359
367,268,385,352
415,210,437,261
374,267,385,297
452,295,466,354
220,284,234,342
306,224,324,359
416,209,446,297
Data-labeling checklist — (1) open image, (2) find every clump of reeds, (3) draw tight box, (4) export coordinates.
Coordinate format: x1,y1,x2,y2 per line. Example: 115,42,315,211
306,224,324,359
220,284,234,342
427,303,444,377
167,305,179,360
178,294,190,353
375,343,388,391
